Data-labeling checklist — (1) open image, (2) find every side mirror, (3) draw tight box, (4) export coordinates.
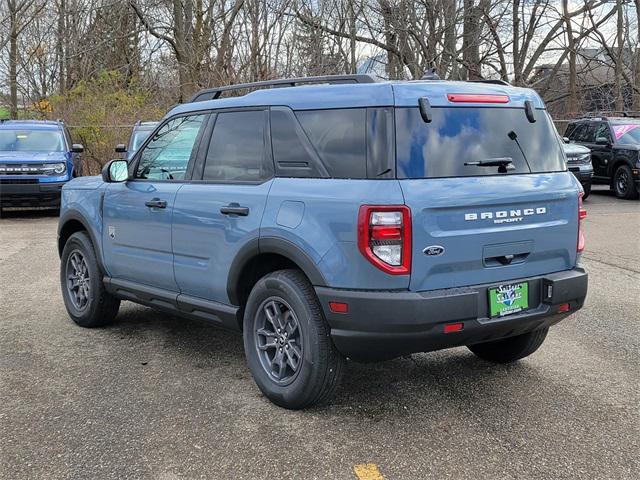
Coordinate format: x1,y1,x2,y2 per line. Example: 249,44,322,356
71,143,84,153
101,159,129,183
562,136,570,144
115,144,127,153
595,136,610,146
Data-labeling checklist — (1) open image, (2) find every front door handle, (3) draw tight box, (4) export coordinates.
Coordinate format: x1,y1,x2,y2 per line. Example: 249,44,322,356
220,203,249,216
145,198,167,209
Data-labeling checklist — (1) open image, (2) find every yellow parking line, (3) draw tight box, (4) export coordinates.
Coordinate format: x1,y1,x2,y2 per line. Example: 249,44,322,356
353,464,385,480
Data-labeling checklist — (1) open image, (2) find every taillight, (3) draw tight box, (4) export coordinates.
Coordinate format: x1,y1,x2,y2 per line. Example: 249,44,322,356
447,93,509,103
358,205,411,275
577,193,587,253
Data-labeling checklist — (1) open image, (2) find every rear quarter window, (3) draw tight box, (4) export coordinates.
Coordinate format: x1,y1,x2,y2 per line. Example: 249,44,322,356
296,109,367,179
396,107,566,178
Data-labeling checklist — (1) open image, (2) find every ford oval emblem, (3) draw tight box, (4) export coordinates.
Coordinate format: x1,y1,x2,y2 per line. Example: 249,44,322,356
423,245,445,256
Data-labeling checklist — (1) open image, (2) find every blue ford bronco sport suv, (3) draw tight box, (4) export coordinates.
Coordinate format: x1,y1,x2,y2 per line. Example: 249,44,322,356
0,120,83,210
58,75,588,409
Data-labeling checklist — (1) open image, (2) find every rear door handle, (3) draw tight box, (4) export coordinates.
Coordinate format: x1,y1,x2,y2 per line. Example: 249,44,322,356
145,198,167,209
220,203,249,216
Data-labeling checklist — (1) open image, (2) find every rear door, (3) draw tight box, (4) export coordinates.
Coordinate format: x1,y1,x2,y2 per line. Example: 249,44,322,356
394,104,579,292
172,109,272,304
102,114,208,291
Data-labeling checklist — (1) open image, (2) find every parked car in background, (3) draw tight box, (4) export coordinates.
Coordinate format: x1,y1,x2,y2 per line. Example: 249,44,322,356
58,75,588,409
562,140,593,199
0,120,83,211
565,115,640,199
115,121,158,160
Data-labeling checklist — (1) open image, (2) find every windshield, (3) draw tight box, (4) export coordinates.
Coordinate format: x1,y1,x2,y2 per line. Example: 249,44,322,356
0,129,65,152
612,124,640,144
396,107,566,178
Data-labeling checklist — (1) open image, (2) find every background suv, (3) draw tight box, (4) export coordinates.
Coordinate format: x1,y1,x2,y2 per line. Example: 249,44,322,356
565,115,640,199
115,121,158,160
0,120,83,210
562,141,593,199
58,75,588,409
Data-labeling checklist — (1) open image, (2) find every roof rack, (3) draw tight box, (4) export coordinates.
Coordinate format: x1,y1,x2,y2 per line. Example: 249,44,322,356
0,119,64,125
582,111,640,119
469,79,511,86
189,74,377,103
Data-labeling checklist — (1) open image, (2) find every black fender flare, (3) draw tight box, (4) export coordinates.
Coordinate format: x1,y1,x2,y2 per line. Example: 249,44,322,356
226,236,327,306
58,210,106,273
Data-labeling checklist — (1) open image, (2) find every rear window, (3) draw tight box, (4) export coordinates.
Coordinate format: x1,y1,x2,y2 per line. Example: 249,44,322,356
0,129,65,152
396,107,566,178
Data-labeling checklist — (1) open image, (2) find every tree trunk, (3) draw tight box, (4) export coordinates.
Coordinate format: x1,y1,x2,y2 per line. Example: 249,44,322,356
512,0,521,85
9,1,19,119
614,0,624,111
563,0,577,115
462,0,481,80
634,0,640,110
57,0,66,94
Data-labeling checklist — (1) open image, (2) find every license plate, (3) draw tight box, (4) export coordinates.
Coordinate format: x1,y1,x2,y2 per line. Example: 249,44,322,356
488,282,529,317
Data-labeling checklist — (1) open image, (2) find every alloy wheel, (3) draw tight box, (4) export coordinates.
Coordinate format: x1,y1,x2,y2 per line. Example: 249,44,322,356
66,250,91,311
254,297,304,385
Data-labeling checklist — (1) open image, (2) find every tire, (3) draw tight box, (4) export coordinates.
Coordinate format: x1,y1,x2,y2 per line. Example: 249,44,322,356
60,231,120,327
582,181,591,200
467,327,549,364
243,269,345,409
613,165,639,200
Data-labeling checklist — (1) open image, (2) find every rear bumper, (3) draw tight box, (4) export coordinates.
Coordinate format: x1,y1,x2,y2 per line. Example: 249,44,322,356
0,181,65,207
316,267,588,361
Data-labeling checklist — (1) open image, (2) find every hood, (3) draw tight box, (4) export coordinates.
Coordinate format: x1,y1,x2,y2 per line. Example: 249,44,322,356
62,175,104,190
0,151,68,162
562,143,590,156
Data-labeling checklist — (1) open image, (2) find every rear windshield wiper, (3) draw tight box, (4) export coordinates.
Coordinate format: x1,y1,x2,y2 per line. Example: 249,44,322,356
464,158,515,174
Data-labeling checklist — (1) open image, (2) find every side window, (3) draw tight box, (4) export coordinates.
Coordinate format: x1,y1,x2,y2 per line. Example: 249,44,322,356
202,110,271,182
296,109,367,179
135,115,206,180
595,122,611,142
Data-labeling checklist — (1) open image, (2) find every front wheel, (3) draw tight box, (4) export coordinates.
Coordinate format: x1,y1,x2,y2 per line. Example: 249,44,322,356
613,165,639,200
243,269,345,409
582,181,591,200
467,328,548,363
60,231,120,327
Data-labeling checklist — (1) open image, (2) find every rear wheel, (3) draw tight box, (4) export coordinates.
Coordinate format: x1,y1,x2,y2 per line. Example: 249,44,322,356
613,165,639,200
243,269,345,409
467,328,548,363
60,231,120,327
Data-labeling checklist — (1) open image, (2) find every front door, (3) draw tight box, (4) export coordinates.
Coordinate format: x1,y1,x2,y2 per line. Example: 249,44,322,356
102,114,208,291
591,122,613,179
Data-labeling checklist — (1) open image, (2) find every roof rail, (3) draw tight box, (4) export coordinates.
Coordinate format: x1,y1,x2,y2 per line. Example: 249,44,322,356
189,74,377,103
469,79,511,86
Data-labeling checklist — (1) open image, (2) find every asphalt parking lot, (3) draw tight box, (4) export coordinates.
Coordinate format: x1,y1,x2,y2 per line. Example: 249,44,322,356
1,186,638,480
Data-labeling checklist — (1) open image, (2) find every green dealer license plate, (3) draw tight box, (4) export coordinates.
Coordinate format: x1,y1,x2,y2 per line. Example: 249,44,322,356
488,282,529,317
